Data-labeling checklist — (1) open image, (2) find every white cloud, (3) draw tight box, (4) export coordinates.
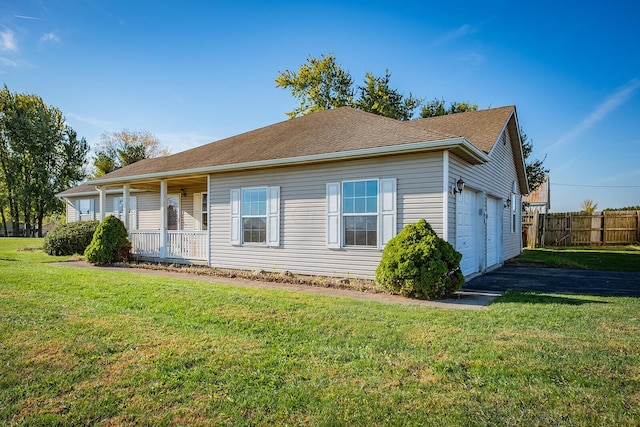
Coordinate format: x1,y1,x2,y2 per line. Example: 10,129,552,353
66,113,117,129
0,57,20,67
40,32,60,43
14,15,45,21
0,30,18,52
549,79,640,150
431,24,477,47
156,132,214,153
456,51,485,65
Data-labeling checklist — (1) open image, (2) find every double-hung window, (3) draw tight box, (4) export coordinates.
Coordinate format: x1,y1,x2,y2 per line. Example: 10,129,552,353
343,180,379,246
76,199,95,221
230,186,280,246
242,188,267,243
326,178,396,249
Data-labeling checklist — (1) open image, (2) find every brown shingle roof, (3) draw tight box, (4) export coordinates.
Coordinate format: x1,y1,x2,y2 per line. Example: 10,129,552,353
405,106,515,153
92,107,458,182
60,106,525,196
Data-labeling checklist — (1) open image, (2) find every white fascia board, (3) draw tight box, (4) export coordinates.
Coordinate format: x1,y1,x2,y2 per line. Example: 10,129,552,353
90,137,490,186
55,187,145,199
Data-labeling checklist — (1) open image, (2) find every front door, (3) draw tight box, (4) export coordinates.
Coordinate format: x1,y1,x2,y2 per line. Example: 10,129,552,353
167,195,180,230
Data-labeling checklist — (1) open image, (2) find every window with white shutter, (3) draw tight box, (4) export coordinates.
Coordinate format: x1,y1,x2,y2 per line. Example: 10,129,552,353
326,178,397,249
230,187,280,246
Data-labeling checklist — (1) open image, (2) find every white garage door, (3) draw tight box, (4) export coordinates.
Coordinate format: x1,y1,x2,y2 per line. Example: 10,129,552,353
487,197,500,267
456,189,478,276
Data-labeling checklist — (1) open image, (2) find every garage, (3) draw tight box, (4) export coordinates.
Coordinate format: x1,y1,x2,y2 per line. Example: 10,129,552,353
456,189,479,276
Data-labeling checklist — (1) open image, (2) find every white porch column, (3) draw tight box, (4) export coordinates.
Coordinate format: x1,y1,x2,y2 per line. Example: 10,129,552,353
123,184,130,230
442,151,449,241
159,179,167,259
98,186,106,221
206,176,211,267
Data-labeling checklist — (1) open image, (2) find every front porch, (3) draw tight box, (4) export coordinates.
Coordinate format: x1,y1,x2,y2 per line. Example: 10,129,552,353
94,175,210,264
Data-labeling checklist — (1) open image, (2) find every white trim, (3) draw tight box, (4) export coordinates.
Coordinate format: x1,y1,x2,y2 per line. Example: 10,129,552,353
123,184,130,230
230,189,241,245
206,176,211,266
379,178,397,247
267,186,280,247
326,182,341,249
88,138,488,186
442,150,449,241
98,186,106,221
159,180,167,259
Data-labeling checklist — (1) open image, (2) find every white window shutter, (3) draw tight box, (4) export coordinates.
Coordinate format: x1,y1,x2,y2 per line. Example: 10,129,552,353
90,199,96,220
326,182,341,248
74,200,80,221
193,193,202,231
267,186,280,247
230,189,241,245
129,196,137,230
380,178,397,247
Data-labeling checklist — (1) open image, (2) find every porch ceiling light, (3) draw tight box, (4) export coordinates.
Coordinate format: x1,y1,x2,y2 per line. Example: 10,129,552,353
452,177,465,195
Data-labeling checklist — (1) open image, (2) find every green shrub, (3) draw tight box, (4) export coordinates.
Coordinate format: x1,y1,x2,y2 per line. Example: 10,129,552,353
375,219,464,299
84,216,131,265
43,220,99,256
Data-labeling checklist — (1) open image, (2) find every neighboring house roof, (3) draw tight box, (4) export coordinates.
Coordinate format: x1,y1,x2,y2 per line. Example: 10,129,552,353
523,175,550,209
59,105,527,196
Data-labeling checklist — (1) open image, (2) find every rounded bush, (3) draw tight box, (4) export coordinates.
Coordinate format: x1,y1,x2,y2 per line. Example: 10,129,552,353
375,219,464,299
43,220,99,256
84,216,131,265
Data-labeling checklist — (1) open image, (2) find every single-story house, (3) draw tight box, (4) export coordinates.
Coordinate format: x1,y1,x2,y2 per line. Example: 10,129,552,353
58,106,528,279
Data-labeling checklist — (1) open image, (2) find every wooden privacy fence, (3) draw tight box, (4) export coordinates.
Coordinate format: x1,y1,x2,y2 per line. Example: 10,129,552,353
523,210,640,248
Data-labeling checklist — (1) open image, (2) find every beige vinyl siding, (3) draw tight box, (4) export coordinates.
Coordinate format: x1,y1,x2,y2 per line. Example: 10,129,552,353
448,127,522,263
209,153,443,279
135,192,161,229
65,198,78,223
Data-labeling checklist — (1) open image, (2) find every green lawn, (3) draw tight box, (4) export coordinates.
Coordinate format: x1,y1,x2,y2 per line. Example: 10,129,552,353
515,246,640,272
1,238,639,426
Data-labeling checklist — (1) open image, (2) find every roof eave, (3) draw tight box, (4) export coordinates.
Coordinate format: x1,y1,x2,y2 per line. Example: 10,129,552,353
88,137,489,186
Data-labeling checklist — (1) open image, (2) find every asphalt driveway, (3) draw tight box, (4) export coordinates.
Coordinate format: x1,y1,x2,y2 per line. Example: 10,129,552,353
464,264,640,297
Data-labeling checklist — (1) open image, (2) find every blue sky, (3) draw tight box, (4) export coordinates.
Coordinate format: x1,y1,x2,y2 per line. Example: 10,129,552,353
1,0,639,211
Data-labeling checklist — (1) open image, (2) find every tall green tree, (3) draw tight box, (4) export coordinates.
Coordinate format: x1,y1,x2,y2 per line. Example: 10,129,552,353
0,85,88,236
275,53,354,118
354,71,422,121
93,129,169,177
420,98,478,118
520,129,549,192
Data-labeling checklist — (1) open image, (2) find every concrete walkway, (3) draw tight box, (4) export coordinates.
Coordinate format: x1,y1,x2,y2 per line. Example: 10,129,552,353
55,260,501,310
464,264,640,297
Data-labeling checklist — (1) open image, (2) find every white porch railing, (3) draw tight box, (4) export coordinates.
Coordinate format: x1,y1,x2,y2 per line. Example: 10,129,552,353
129,230,207,261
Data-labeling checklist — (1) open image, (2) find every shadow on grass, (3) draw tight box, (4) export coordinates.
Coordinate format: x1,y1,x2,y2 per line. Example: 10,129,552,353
494,291,608,305
517,249,640,272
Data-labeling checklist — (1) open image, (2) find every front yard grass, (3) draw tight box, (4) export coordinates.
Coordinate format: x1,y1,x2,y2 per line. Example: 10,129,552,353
515,246,640,272
1,238,639,425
